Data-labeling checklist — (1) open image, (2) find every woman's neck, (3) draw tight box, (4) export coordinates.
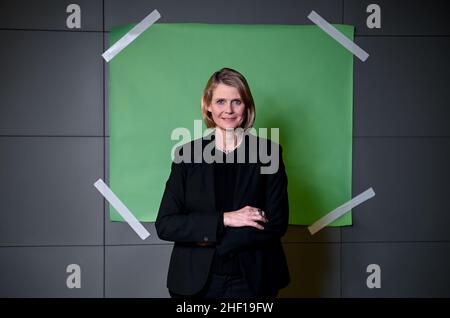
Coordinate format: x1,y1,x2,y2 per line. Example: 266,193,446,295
215,127,243,151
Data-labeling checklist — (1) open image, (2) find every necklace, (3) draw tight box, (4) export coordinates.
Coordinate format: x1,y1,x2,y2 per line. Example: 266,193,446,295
217,146,235,155
215,133,243,154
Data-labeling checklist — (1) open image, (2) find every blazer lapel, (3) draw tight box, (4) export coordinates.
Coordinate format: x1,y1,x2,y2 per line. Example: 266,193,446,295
232,135,258,210
232,160,243,211
202,135,216,214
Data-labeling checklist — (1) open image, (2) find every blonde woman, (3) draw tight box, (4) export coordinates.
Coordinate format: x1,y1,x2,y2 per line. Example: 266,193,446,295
156,68,290,298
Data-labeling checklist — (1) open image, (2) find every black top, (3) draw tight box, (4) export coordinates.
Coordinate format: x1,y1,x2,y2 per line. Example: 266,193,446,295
211,145,242,275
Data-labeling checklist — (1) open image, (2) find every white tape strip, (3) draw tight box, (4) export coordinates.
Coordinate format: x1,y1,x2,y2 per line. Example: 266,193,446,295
102,9,161,62
307,10,369,62
94,179,150,240
308,187,375,235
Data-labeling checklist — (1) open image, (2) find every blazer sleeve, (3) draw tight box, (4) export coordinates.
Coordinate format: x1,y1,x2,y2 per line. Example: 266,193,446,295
155,152,221,244
215,144,289,256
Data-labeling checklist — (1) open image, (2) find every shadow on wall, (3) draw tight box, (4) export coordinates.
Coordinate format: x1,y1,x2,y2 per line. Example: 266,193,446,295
279,238,339,298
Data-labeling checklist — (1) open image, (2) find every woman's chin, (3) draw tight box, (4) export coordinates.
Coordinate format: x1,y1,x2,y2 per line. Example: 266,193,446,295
219,122,239,130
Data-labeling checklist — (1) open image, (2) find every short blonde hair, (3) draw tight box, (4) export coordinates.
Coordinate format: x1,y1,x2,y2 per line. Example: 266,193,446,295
201,68,256,129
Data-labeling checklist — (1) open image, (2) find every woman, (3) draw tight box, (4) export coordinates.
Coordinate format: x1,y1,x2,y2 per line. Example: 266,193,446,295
156,67,290,298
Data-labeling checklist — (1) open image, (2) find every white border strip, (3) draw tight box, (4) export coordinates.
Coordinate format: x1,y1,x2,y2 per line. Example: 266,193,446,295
102,9,161,62
308,187,376,235
94,179,150,240
307,10,369,62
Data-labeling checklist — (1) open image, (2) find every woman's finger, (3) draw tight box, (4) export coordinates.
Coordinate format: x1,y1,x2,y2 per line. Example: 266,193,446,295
249,213,268,222
248,221,264,230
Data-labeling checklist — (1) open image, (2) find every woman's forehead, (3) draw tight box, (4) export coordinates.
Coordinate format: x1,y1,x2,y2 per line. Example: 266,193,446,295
212,83,241,98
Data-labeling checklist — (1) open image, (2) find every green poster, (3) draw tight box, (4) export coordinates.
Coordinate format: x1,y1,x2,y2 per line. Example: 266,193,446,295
109,23,353,226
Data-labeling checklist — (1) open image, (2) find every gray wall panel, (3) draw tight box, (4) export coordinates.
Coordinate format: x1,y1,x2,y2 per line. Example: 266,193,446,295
105,0,343,30
105,244,172,297
282,226,341,243
0,137,103,246
353,37,450,137
0,0,103,31
344,137,450,242
0,30,103,136
342,243,450,297
0,246,103,297
105,35,110,137
106,220,166,245
344,0,450,36
279,243,340,298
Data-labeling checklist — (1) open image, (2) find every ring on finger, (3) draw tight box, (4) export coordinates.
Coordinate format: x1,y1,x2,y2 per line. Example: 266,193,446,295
258,209,265,217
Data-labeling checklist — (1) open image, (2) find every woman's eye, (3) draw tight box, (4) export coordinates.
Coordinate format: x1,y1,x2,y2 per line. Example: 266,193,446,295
217,99,224,105
233,100,242,105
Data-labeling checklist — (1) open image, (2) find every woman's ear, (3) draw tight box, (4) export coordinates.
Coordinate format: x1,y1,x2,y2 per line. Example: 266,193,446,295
202,98,211,113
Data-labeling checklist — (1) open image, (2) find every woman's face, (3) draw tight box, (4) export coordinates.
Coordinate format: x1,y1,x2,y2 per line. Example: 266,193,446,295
206,83,245,130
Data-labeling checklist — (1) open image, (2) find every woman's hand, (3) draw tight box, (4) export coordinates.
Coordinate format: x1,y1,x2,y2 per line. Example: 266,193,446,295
223,206,268,230
196,206,267,246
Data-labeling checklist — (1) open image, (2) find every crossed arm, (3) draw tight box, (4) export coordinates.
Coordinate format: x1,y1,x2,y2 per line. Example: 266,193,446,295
155,146,289,254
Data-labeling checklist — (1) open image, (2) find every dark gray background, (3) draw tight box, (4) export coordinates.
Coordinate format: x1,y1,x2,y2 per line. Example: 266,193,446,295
1,0,449,297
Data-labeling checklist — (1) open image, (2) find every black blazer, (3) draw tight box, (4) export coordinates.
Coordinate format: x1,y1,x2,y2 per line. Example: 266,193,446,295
156,132,290,296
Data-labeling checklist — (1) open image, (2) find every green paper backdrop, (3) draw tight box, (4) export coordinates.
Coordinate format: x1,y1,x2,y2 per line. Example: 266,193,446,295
109,23,353,226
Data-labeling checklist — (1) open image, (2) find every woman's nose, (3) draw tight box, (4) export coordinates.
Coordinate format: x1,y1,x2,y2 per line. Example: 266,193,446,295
224,102,233,113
